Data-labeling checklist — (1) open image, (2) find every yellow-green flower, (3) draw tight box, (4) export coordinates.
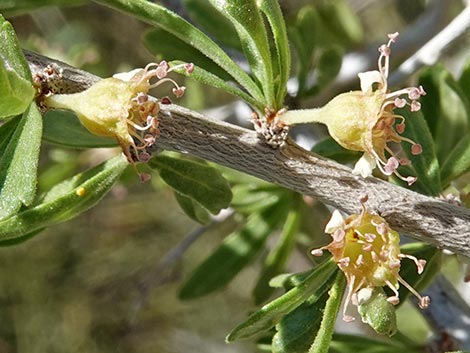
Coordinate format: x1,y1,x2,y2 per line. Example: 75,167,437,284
43,61,193,164
279,33,425,185
312,195,430,322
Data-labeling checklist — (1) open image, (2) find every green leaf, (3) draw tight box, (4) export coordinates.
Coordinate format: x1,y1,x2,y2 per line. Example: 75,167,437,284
143,29,233,82
458,61,470,104
254,205,301,304
311,136,361,164
419,65,470,162
179,199,291,299
0,155,127,243
42,110,117,148
0,15,35,118
308,273,345,353
208,0,274,108
174,192,211,225
289,6,319,95
149,154,232,215
0,116,20,154
272,290,330,353
0,103,42,220
440,136,470,187
170,60,262,110
317,0,363,46
226,260,337,342
93,0,265,105
316,46,343,89
258,0,291,106
231,183,284,214
0,0,85,16
330,333,415,353
395,109,441,196
182,0,241,50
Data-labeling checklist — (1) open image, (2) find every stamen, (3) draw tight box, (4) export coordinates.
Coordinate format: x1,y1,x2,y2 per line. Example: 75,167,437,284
396,274,430,309
395,123,405,133
338,257,351,267
364,233,376,242
411,144,422,155
387,296,400,305
399,254,426,274
363,243,373,252
410,101,421,112
383,157,399,175
394,97,406,108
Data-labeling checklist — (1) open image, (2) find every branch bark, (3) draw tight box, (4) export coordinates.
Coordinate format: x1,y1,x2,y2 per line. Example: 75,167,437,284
26,51,470,258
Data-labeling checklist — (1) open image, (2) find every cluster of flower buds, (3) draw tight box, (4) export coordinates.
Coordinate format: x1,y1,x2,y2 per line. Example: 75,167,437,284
311,195,430,322
279,33,425,185
41,61,193,179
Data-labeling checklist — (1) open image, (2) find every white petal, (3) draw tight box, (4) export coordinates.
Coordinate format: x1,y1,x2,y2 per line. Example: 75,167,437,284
325,210,345,234
358,70,384,93
113,68,144,82
353,154,376,178
357,287,374,305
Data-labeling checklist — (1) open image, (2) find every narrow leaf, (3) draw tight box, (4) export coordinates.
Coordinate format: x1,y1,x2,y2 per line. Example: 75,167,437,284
174,192,211,225
149,154,232,215
254,206,301,304
316,46,343,89
419,65,470,162
440,136,470,187
231,183,284,214
170,60,262,110
272,290,330,353
208,0,274,107
42,110,117,148
0,116,20,153
0,15,31,80
93,0,265,104
0,15,35,118
0,155,127,243
317,0,363,45
308,273,345,353
258,0,291,106
395,109,441,196
330,333,414,353
0,103,42,220
182,0,241,50
0,0,85,16
226,260,337,342
179,200,290,300
143,29,233,82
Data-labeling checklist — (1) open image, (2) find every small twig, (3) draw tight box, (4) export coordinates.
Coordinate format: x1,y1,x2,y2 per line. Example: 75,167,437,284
389,4,470,86
26,51,470,258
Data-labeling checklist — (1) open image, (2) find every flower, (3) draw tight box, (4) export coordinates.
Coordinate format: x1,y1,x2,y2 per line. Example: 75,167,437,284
43,61,193,165
278,33,425,185
311,195,430,322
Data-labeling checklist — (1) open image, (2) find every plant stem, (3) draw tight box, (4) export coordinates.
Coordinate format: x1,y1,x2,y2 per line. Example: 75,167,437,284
308,272,345,353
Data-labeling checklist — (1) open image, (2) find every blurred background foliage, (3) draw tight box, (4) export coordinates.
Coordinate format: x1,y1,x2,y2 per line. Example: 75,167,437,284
2,0,470,352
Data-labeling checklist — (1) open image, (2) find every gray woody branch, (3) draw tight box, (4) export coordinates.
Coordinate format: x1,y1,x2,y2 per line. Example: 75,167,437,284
26,51,470,258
